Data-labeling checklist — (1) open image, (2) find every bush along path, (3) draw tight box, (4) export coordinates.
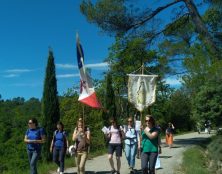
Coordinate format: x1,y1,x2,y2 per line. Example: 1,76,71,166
50,132,212,174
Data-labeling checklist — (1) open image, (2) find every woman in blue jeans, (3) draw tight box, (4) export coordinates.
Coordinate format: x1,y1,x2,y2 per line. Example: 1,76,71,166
50,121,69,174
124,117,140,173
24,118,45,174
140,115,160,174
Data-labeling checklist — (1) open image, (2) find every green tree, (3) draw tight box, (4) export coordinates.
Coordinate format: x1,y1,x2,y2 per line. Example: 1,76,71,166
42,50,60,161
104,73,116,123
191,65,222,127
168,89,192,131
80,0,221,60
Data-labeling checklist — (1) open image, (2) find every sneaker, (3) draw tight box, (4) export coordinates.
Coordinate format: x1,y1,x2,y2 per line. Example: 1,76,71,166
110,170,116,174
57,167,60,172
59,172,64,174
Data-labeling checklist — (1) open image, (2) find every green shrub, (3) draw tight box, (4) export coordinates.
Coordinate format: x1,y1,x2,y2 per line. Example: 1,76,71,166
181,147,209,174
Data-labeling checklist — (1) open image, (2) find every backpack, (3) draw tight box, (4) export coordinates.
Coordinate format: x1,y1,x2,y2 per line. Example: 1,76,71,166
53,130,67,148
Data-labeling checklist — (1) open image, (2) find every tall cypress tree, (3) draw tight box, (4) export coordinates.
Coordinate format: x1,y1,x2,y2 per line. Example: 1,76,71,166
105,73,116,123
42,50,60,161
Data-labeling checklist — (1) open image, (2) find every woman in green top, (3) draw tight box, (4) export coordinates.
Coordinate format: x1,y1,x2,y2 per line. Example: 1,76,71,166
140,115,160,174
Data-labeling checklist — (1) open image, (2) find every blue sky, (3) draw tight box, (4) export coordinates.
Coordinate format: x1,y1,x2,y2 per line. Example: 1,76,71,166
0,0,115,100
0,0,188,100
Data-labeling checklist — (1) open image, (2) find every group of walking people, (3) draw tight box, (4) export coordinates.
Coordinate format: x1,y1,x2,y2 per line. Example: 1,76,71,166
105,115,164,174
24,116,175,174
24,118,90,174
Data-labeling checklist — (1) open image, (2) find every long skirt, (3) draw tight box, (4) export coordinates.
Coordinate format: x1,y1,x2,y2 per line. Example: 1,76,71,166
166,133,173,145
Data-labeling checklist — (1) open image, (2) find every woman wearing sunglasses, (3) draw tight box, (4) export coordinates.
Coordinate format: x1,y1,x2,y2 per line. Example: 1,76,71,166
140,115,160,174
24,118,46,174
123,117,140,173
106,117,125,174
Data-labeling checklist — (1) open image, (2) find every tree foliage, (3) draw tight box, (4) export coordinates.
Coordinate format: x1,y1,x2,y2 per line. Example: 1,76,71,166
0,98,41,173
104,73,116,123
42,50,60,161
80,0,221,60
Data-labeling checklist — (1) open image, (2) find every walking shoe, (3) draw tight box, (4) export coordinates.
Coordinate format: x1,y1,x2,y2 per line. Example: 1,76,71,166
57,167,60,172
110,170,116,174
59,172,64,174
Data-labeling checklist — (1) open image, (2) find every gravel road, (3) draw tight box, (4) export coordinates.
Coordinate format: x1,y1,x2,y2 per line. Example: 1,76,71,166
50,132,212,174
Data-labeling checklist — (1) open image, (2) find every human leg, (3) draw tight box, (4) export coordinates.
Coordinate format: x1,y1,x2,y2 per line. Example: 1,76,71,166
79,151,88,174
166,134,169,146
124,144,131,166
116,156,121,173
130,144,137,168
141,152,149,174
108,154,115,172
53,148,60,168
148,152,158,174
27,150,40,174
58,148,66,172
115,144,122,172
169,134,173,148
75,153,81,174
108,144,116,172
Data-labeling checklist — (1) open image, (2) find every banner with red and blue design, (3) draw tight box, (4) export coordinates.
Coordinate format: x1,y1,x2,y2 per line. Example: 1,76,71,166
76,33,102,108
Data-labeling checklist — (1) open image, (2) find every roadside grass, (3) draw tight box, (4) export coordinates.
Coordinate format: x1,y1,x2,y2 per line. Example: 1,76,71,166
179,135,222,174
180,147,209,174
207,135,222,173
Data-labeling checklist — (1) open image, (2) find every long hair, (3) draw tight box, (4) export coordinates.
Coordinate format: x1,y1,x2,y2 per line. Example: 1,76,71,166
145,115,156,126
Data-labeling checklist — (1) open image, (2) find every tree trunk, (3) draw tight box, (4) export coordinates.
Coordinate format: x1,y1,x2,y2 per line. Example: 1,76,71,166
183,0,221,60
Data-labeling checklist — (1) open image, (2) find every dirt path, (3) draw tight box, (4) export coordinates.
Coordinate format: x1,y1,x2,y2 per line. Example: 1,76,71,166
50,132,212,174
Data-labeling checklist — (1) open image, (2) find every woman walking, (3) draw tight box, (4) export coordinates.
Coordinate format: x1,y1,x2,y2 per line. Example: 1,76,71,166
24,118,45,174
50,121,69,174
124,117,139,173
106,118,124,174
165,122,175,148
140,115,160,174
72,120,90,174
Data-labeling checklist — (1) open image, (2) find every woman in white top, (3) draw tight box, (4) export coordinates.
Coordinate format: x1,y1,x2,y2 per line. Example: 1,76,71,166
106,118,124,174
124,117,140,173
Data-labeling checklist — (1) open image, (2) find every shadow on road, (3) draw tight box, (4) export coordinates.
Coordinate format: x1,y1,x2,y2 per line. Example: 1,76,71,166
159,155,172,158
170,145,182,148
174,137,211,146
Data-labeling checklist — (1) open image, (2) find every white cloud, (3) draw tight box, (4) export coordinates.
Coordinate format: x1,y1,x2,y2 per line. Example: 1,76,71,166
56,62,109,70
56,64,77,69
5,69,34,73
85,62,108,69
3,74,20,78
57,73,79,79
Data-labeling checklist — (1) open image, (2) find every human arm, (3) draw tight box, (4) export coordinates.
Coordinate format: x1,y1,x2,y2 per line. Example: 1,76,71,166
120,126,125,140
85,130,91,144
137,131,141,149
72,128,78,141
24,134,45,144
50,137,54,153
143,127,159,139
158,135,162,154
24,136,45,144
66,138,69,149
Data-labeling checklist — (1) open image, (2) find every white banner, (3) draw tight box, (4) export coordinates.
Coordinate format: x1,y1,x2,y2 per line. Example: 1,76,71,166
128,74,158,112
